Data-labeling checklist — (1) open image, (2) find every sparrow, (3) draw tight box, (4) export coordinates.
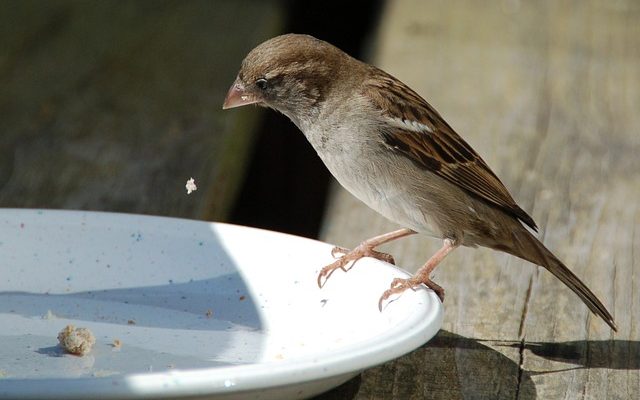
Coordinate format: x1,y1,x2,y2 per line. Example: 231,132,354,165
222,34,617,331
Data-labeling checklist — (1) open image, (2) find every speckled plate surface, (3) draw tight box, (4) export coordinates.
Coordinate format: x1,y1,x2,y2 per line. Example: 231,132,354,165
0,209,442,399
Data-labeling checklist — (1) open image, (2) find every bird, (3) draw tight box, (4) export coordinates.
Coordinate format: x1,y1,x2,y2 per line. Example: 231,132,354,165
222,33,617,331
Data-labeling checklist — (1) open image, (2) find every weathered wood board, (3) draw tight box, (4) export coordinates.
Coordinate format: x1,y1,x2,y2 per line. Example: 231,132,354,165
319,1,640,398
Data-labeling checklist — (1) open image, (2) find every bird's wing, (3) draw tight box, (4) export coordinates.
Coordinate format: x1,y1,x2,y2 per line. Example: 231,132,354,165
363,68,537,231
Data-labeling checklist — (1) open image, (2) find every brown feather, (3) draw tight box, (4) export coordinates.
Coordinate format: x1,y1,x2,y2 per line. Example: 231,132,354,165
364,68,538,231
506,224,617,331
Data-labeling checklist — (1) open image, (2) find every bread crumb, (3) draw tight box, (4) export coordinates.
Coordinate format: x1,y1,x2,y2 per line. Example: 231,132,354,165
185,177,197,194
57,325,95,356
112,339,122,349
127,319,136,325
205,309,213,318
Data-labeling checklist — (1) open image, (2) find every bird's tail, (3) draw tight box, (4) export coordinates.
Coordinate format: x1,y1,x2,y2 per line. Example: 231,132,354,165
499,225,617,331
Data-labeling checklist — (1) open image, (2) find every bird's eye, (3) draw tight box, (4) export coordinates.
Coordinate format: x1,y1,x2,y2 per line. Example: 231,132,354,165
255,78,268,90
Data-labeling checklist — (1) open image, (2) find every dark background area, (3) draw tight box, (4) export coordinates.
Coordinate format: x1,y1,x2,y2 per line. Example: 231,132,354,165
229,0,383,239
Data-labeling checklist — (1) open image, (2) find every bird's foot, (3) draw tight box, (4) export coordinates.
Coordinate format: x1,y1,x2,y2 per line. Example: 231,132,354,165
378,275,445,311
330,245,395,265
317,244,395,288
377,238,457,310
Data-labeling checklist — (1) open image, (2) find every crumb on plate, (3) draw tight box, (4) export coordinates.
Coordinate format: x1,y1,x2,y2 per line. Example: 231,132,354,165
112,339,122,349
205,309,213,318
127,319,136,325
57,325,95,356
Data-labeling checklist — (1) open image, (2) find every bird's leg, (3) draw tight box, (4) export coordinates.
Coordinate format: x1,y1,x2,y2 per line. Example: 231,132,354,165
378,238,458,310
317,228,416,288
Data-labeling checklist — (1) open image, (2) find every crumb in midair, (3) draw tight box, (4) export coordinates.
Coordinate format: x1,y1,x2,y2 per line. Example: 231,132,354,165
185,177,197,194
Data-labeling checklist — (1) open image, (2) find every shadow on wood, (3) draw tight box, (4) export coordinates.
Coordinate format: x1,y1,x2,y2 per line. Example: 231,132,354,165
497,340,640,370
316,330,536,400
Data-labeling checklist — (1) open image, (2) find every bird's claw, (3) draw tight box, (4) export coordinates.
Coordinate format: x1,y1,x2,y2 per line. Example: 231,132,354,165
331,246,350,258
330,246,394,264
317,259,349,288
378,277,445,311
319,245,397,288
378,278,415,311
389,277,406,289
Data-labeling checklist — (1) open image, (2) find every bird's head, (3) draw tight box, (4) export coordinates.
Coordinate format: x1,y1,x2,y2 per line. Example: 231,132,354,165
223,34,354,127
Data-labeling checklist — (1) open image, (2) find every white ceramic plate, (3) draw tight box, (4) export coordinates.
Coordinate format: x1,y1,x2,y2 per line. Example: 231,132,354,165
0,209,442,399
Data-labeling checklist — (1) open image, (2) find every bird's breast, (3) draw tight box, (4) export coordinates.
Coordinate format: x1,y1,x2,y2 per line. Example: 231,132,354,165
302,123,440,237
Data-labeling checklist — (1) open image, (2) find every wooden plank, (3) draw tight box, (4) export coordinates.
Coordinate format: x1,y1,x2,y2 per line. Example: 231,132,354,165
0,0,283,220
319,0,640,398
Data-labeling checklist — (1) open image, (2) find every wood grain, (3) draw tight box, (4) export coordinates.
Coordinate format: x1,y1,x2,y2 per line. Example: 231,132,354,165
319,1,640,398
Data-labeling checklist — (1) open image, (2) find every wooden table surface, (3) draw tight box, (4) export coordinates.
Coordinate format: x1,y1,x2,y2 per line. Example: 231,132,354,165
319,1,640,398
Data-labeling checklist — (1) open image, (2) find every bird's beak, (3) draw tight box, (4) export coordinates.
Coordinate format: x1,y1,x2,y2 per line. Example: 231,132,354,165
222,78,260,109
